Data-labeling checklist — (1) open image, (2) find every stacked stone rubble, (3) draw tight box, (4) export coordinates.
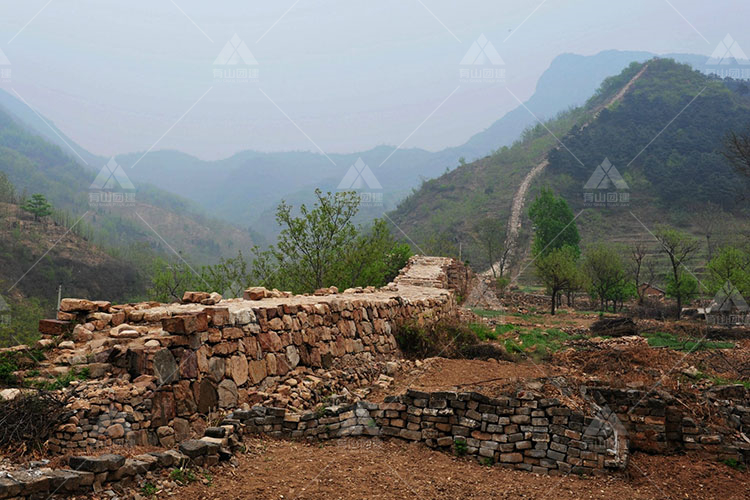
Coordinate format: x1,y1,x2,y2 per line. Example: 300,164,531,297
242,389,628,475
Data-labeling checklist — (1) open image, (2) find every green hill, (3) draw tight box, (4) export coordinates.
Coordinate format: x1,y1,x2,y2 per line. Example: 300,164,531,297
388,59,750,273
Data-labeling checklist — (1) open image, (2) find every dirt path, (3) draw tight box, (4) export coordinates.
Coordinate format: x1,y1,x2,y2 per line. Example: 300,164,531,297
180,437,747,500
488,63,650,279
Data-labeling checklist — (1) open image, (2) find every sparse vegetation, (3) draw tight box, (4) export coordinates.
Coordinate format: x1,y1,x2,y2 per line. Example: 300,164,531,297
642,332,734,352
453,438,468,457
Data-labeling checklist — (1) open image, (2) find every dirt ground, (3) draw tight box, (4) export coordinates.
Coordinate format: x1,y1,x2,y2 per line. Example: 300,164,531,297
177,437,748,500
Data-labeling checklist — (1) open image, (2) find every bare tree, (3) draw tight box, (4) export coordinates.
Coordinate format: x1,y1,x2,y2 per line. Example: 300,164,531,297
629,242,649,304
724,129,750,198
694,202,725,261
475,218,508,278
655,228,700,317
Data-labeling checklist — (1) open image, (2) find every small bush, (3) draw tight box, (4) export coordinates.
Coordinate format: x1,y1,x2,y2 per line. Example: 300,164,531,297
721,458,746,471
169,467,197,485
468,323,498,341
140,482,157,496
453,438,468,457
395,320,479,359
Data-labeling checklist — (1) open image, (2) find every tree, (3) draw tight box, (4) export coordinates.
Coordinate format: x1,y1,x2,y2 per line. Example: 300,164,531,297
629,242,650,304
0,172,15,204
694,203,726,261
251,190,413,294
535,246,579,315
706,245,750,298
21,194,52,222
330,219,411,290
474,218,509,278
655,228,700,317
273,189,360,291
724,129,750,192
584,244,629,312
528,188,580,258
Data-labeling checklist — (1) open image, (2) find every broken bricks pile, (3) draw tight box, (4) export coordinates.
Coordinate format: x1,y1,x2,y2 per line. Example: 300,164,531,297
24,256,461,451
0,420,241,499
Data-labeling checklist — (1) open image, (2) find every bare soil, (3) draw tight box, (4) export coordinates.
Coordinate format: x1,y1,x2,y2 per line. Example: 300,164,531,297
177,436,748,500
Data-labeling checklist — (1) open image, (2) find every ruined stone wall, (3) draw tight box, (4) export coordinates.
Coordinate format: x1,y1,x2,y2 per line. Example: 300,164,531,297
243,389,628,475
590,386,750,464
40,257,462,451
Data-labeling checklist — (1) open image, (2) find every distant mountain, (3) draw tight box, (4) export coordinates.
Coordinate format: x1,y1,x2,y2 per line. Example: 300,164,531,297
387,59,750,271
0,50,712,244
0,102,255,265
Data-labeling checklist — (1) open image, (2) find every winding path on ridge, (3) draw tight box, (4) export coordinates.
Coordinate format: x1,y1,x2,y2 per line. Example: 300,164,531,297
487,63,651,279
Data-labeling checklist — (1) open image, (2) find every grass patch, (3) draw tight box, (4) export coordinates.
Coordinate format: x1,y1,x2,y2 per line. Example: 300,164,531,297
691,371,750,389
503,328,583,360
28,366,90,391
468,323,498,341
0,349,46,387
643,332,734,352
470,308,505,318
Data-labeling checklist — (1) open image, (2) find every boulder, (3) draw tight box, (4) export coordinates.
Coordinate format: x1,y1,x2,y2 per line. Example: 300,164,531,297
243,287,268,301
60,298,98,312
217,379,238,408
68,454,125,473
229,355,248,386
196,379,218,413
153,349,179,385
38,319,73,336
182,291,211,304
162,312,208,335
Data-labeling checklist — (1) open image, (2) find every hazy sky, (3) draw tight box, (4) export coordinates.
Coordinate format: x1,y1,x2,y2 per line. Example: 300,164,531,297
0,1,747,160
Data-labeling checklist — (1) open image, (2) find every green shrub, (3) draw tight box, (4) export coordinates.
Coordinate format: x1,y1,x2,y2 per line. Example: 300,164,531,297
468,323,498,341
453,438,468,457
395,320,479,359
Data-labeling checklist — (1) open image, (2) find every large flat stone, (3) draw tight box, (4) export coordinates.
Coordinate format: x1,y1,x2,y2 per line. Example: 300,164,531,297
68,454,125,473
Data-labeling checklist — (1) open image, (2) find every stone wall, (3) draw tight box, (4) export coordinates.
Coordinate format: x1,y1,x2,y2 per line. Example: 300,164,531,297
243,389,628,475
589,386,750,464
37,257,462,451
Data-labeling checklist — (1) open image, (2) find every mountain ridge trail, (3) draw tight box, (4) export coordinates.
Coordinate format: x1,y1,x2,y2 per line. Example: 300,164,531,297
487,62,651,279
